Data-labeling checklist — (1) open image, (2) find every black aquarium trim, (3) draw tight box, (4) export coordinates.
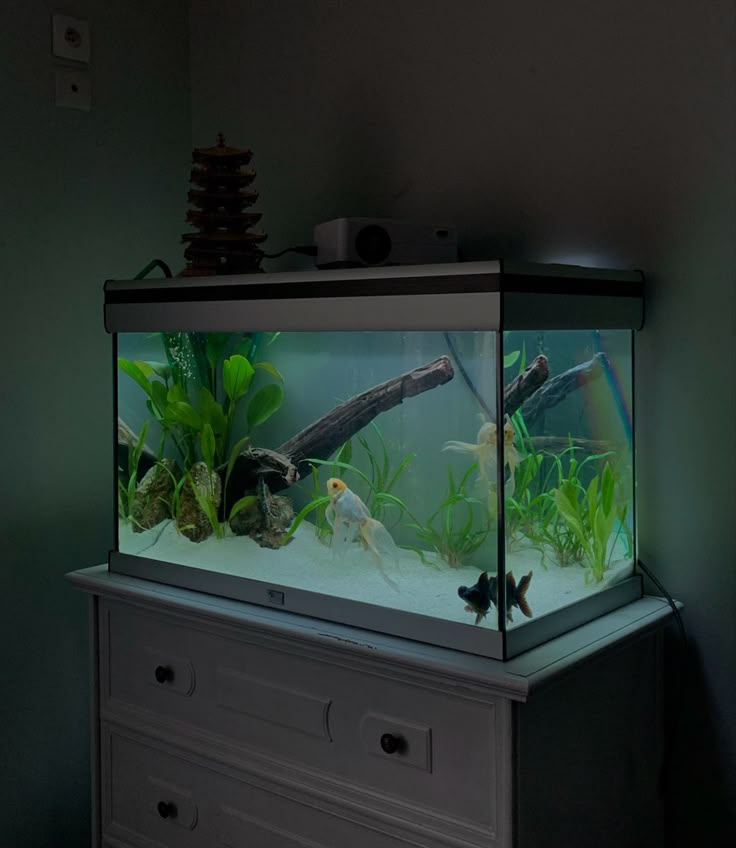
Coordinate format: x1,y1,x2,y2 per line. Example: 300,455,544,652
105,264,644,307
502,275,644,298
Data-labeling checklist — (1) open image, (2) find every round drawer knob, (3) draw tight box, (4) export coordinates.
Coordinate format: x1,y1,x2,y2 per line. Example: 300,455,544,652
157,800,176,819
380,732,402,754
154,665,173,684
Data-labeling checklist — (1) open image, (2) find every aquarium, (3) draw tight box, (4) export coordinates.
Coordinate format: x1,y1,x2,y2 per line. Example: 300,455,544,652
107,260,644,659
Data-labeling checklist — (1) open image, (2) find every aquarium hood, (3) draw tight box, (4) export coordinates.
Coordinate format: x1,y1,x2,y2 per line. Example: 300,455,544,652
104,260,644,334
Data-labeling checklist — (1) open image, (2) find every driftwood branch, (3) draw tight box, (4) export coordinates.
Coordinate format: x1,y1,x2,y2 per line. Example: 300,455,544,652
220,446,299,510
279,355,454,463
520,352,608,428
226,355,455,497
503,355,550,417
120,349,613,508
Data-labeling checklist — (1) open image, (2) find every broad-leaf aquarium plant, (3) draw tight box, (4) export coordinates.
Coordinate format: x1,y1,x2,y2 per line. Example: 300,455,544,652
118,332,284,540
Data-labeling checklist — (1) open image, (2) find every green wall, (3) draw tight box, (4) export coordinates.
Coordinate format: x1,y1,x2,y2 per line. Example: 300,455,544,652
2,1,733,845
190,1,736,842
0,1,190,845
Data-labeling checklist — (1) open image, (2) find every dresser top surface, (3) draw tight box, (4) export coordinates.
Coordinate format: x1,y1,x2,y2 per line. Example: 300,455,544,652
68,564,673,700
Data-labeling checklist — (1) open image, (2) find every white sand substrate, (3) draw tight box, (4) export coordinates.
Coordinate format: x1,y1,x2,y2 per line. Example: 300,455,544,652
120,521,634,632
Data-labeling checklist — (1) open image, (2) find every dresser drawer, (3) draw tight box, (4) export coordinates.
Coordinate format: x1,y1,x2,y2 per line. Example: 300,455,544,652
102,726,409,848
101,601,507,845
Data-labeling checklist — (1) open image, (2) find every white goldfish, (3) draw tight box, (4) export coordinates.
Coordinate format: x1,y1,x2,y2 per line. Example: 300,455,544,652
326,477,399,591
442,417,518,491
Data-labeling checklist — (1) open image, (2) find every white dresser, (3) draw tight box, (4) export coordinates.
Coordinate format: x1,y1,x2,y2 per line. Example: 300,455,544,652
69,565,671,848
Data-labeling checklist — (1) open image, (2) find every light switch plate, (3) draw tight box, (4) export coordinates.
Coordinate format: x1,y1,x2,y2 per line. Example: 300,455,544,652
55,68,91,111
52,13,90,63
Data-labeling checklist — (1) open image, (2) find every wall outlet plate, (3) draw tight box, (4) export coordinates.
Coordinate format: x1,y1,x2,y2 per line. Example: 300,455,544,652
52,13,90,63
56,68,91,111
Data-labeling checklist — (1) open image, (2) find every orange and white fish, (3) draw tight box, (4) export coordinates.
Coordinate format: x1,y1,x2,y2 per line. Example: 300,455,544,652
442,418,518,490
326,477,399,591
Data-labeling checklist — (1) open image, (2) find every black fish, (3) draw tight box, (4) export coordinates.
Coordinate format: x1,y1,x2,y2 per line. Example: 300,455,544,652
458,571,492,625
496,570,533,622
458,570,534,625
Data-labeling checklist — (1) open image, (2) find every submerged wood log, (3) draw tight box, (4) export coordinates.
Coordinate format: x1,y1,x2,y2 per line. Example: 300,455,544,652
225,356,455,497
231,447,299,485
120,351,611,509
279,355,455,469
503,355,550,417
221,446,299,509
520,352,608,428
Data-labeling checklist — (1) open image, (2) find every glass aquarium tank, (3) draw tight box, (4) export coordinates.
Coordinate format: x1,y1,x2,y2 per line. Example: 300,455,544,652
106,260,644,659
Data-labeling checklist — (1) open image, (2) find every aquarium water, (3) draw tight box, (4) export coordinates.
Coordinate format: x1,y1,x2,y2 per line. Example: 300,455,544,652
109,262,642,658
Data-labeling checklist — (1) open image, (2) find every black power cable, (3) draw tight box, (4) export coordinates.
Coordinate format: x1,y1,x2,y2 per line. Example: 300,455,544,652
134,258,173,279
262,245,318,260
443,331,494,420
636,559,686,648
636,558,687,794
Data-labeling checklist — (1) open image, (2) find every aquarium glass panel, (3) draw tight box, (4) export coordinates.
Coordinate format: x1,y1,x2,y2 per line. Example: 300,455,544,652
116,329,502,633
501,329,635,629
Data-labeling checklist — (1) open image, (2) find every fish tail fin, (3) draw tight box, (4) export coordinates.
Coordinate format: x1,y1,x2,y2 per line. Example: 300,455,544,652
441,440,477,455
516,570,534,618
504,572,517,622
360,518,399,592
361,517,398,556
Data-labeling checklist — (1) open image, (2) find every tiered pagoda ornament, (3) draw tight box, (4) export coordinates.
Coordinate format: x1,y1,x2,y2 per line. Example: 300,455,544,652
182,133,267,276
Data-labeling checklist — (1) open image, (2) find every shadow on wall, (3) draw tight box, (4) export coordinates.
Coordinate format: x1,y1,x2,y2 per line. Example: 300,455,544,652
663,625,736,845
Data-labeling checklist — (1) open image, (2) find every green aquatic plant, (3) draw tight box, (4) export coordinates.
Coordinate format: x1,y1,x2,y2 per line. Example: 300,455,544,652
503,330,526,372
119,345,283,469
352,425,415,526
315,427,415,529
605,457,635,562
118,331,284,528
186,466,228,540
147,426,258,542
118,421,150,528
162,463,245,542
279,446,348,547
189,419,261,539
281,428,415,546
284,465,333,545
161,465,190,534
503,410,545,546
507,460,586,568
407,464,492,568
506,425,621,569
553,461,620,583
503,411,568,561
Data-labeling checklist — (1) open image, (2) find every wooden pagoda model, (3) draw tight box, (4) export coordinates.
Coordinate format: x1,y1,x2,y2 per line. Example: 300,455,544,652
182,133,267,276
